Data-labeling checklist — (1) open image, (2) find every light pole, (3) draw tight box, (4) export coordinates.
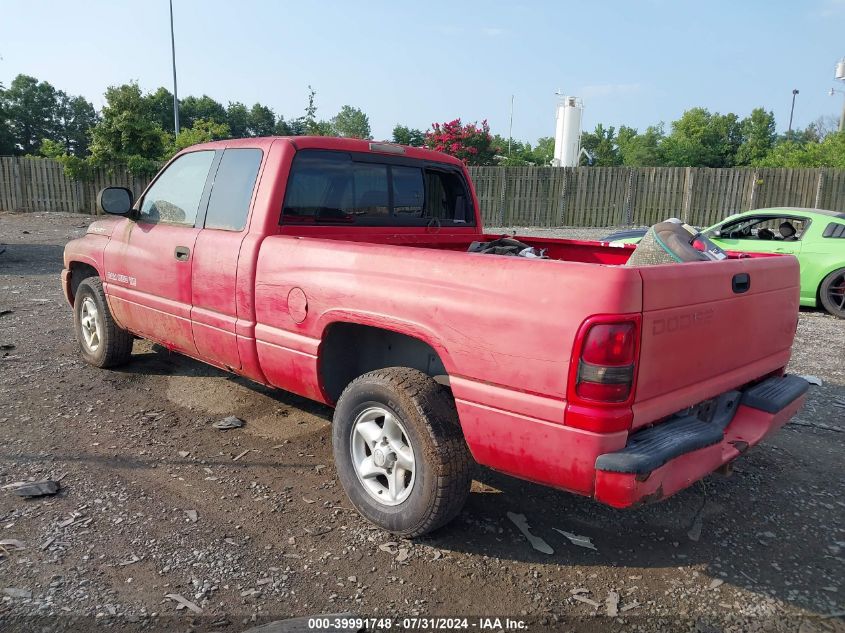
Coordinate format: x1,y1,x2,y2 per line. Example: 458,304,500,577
507,94,514,157
169,0,180,136
787,89,799,138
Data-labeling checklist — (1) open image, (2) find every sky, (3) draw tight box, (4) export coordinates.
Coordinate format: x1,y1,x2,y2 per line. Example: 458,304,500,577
2,0,844,143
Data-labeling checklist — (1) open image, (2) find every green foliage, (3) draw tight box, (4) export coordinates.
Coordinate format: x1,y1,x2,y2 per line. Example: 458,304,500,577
4,74,59,155
756,131,845,168
661,108,742,167
580,124,621,166
0,83,16,155
332,105,371,139
54,92,98,156
180,95,226,129
146,87,176,133
617,125,665,166
226,102,250,137
88,82,169,175
735,108,776,166
166,118,230,156
247,103,276,137
392,125,425,147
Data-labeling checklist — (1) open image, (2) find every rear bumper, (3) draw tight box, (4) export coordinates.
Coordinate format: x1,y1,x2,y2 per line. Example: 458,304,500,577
593,375,809,508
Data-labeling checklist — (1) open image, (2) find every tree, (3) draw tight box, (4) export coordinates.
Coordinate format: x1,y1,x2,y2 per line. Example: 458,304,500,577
247,103,276,137
529,137,554,165
661,108,742,167
4,74,59,155
0,82,16,155
579,124,621,166
180,95,226,129
735,108,776,166
392,124,425,147
226,102,250,137
425,119,499,165
757,131,845,168
617,125,665,166
332,105,371,139
146,87,176,133
88,82,169,174
54,92,97,156
166,118,230,155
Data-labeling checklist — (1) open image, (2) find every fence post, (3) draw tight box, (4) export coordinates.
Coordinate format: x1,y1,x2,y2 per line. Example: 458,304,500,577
814,169,826,209
557,167,568,226
623,168,635,224
498,166,507,226
748,169,760,210
12,157,23,211
682,167,694,223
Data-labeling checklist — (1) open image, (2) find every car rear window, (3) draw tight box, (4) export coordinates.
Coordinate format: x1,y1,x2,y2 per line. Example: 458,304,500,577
280,149,473,226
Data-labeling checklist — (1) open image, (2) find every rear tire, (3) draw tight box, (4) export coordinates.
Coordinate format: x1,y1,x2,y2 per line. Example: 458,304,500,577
819,268,845,319
332,367,473,537
73,277,134,367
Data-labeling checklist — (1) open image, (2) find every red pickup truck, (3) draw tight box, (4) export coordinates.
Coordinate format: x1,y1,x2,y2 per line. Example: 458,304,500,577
62,137,808,536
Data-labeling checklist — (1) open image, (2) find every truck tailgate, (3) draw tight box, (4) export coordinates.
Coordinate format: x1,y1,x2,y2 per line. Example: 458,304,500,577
632,255,800,429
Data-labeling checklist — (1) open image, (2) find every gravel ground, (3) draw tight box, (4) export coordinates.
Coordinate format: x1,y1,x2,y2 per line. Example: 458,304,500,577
1,212,843,633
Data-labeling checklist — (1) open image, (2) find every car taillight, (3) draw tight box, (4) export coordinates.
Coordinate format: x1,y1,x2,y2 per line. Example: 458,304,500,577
566,318,640,433
576,323,636,403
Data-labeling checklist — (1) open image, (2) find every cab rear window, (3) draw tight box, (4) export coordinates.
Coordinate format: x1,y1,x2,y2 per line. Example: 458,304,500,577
280,149,473,226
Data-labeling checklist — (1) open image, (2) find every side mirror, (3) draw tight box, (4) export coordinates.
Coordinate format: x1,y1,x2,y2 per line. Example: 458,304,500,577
97,187,134,215
711,229,721,238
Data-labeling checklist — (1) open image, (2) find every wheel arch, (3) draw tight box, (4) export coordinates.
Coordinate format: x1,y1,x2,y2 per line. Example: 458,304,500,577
67,260,101,306
317,319,453,404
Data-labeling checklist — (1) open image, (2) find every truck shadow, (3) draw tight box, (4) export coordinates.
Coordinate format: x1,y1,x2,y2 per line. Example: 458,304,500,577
0,243,65,275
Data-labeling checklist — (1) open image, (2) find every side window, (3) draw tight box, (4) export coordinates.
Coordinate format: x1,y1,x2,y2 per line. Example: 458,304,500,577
139,151,215,225
350,163,389,218
392,166,424,216
204,149,263,231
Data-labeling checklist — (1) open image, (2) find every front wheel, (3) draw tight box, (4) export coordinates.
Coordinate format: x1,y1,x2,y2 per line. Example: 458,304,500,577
73,277,134,367
819,268,845,318
332,368,473,537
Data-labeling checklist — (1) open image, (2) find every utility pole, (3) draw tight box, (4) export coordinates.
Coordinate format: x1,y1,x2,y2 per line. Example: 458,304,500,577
508,94,514,156
836,58,845,132
169,0,180,136
787,89,799,138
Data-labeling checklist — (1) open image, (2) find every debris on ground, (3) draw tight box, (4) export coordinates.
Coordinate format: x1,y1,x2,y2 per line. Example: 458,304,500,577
233,449,251,461
605,590,620,616
553,528,597,551
0,343,15,351
164,592,203,614
184,509,198,523
687,514,703,542
799,375,823,386
621,600,640,613
118,554,141,566
395,547,410,563
571,593,601,608
304,526,332,536
378,542,398,554
177,450,190,458
213,416,244,430
789,419,844,433
507,512,553,555
0,538,26,551
709,578,725,590
2,587,32,599
2,480,60,498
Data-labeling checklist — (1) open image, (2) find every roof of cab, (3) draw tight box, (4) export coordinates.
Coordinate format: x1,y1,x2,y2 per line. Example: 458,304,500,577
180,136,466,168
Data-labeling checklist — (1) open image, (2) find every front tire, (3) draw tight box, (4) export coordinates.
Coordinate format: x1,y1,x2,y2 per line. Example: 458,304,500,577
73,277,134,367
819,268,845,318
332,368,473,536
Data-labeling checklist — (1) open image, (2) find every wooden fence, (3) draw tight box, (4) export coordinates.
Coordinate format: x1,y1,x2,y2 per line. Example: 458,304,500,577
471,166,845,227
0,157,149,215
2,156,844,227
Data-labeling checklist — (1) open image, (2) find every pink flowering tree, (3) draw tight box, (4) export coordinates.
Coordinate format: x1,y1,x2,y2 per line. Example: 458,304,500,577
424,119,499,165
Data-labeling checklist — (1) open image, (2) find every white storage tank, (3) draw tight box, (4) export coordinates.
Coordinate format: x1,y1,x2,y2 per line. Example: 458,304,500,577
553,96,583,167
836,59,845,80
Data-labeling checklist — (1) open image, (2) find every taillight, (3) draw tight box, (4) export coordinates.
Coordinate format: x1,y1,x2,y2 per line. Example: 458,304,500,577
576,323,636,403
565,317,640,433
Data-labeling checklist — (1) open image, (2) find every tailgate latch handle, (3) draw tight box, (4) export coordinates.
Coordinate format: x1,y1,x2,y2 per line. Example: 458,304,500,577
732,273,750,294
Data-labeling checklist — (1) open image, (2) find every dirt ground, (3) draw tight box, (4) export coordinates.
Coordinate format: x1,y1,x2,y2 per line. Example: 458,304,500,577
1,212,843,633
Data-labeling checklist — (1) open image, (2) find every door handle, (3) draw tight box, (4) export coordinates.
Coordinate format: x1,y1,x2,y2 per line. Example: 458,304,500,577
174,246,191,261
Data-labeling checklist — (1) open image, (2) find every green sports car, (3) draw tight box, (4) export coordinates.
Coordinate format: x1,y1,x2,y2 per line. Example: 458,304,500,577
603,208,845,318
